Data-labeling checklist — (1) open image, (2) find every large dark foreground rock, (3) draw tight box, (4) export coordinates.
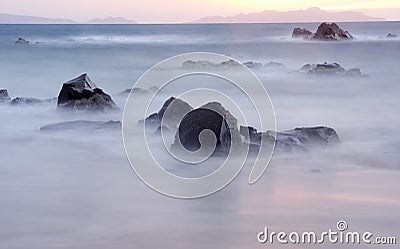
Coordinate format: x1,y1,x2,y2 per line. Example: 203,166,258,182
148,97,340,155
292,22,353,41
171,102,241,154
40,120,121,132
240,126,340,152
57,74,118,111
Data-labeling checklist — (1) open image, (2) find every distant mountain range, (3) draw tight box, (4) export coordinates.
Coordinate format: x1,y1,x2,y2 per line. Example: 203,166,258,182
191,7,385,23
0,13,76,24
0,13,136,24
0,8,386,24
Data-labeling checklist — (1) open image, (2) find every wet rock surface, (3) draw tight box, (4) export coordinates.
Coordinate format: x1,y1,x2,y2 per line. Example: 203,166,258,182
57,74,118,111
172,102,241,153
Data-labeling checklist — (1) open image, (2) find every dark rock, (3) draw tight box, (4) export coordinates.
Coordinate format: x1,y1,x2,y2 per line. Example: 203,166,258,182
292,28,313,38
141,97,193,129
301,62,346,75
10,97,42,105
386,33,397,38
312,22,353,40
40,120,121,132
148,97,340,156
15,37,29,45
240,126,339,152
0,89,11,103
300,62,342,74
172,102,241,154
243,61,263,69
57,74,118,111
300,62,364,77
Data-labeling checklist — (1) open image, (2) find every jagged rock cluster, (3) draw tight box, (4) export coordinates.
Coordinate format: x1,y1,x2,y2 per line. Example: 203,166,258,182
142,97,340,154
292,22,353,40
183,60,285,70
299,62,364,77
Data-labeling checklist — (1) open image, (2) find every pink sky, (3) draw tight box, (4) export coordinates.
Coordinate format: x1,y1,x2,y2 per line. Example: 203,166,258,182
0,0,399,23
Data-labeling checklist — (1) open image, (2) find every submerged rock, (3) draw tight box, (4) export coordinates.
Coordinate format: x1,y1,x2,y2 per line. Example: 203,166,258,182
117,86,158,96
300,62,364,77
57,74,118,111
0,89,11,103
292,28,313,38
182,59,240,70
15,37,29,45
40,120,121,132
10,97,42,105
140,97,193,130
265,61,286,69
386,33,397,38
243,61,263,69
240,126,340,152
345,68,362,77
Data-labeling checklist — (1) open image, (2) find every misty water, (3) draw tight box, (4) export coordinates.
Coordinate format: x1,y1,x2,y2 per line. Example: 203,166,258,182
0,23,399,248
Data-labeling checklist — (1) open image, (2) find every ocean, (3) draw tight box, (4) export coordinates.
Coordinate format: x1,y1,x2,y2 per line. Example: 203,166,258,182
0,23,399,248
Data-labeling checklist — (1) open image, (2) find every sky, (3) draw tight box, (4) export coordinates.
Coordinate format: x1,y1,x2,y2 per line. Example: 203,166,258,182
0,0,399,23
